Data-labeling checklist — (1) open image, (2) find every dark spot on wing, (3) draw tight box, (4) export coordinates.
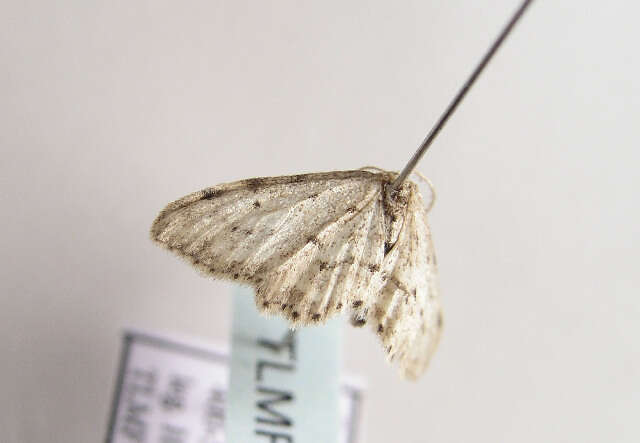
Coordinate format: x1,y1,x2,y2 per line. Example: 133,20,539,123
281,304,287,310
346,206,356,213
384,242,393,255
312,313,321,321
202,189,223,200
253,200,261,208
309,193,319,199
386,345,393,353
231,226,238,232
336,302,343,310
233,273,239,279
245,229,253,235
368,263,380,273
352,300,363,308
377,324,384,333
352,318,366,327
307,236,319,245
319,261,328,271
292,311,300,319
244,178,266,192
262,301,270,308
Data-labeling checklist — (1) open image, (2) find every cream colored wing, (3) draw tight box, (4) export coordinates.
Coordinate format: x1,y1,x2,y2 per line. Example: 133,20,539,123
371,183,442,380
151,170,391,325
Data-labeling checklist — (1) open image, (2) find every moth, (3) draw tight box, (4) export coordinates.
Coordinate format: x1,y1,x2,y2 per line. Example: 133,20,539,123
150,168,442,380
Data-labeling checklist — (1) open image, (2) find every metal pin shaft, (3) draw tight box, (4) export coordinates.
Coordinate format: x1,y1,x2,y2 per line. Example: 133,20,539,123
392,0,534,189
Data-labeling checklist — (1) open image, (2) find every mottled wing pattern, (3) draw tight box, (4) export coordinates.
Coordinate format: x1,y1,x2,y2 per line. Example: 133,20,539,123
151,170,389,324
151,169,443,380
372,184,442,380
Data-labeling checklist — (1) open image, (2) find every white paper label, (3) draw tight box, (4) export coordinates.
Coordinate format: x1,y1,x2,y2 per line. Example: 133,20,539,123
106,330,363,443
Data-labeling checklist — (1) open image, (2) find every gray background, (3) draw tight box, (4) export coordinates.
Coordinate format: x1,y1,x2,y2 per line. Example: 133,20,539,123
2,1,639,442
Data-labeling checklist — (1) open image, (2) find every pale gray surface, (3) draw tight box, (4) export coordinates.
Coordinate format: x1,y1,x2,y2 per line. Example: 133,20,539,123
1,1,639,442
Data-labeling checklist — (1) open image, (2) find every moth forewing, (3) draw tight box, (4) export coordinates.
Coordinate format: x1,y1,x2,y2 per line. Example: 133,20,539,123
150,168,442,380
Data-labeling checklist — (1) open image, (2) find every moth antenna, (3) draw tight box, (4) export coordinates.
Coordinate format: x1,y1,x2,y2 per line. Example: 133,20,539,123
359,165,392,174
412,171,436,214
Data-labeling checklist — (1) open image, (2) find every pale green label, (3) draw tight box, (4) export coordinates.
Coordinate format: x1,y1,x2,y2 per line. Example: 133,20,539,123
226,286,341,443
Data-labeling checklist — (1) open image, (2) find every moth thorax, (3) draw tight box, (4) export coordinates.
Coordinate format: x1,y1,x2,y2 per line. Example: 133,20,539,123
382,181,412,254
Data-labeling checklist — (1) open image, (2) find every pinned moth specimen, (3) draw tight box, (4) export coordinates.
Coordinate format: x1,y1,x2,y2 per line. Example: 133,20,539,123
150,168,442,379
148,0,535,380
